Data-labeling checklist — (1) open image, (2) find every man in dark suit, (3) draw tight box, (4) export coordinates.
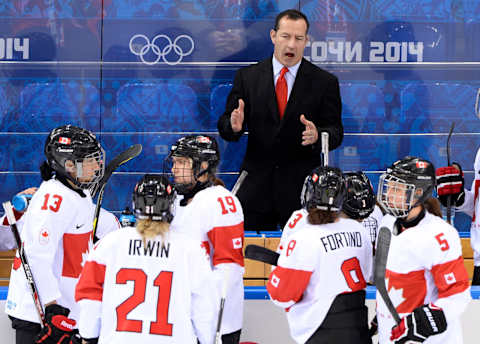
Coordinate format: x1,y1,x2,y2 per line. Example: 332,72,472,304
217,9,343,231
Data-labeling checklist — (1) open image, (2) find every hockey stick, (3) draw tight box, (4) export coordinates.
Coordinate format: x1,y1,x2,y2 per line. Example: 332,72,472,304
92,144,142,239
475,88,480,119
231,170,248,195
445,123,455,224
2,201,46,327
374,226,401,324
321,131,329,167
214,267,230,344
212,171,247,343
245,244,279,266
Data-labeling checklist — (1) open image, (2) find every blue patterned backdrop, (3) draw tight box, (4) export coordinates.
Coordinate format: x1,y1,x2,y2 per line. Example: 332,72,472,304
0,0,479,231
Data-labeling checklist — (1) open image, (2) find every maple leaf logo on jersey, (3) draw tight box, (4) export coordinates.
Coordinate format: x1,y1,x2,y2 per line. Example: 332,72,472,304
444,272,456,285
62,232,92,278
271,274,280,288
80,237,94,269
386,277,406,310
39,229,50,245
232,237,242,249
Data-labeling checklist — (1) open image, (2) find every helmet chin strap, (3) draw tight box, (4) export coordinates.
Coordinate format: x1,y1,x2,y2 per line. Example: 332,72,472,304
179,179,212,206
396,205,426,233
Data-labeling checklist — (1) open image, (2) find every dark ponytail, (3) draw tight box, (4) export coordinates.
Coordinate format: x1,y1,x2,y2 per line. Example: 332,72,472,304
40,161,54,181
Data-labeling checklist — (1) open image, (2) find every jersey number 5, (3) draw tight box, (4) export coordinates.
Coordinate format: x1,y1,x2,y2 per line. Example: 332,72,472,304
116,268,173,336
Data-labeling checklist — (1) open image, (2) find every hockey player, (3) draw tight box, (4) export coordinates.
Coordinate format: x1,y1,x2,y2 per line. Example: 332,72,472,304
278,171,376,256
436,150,480,284
267,166,372,344
376,156,470,344
75,174,219,343
0,188,120,251
5,125,106,344
167,135,244,344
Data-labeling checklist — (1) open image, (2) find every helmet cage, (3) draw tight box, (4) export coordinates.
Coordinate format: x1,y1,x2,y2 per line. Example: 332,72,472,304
362,217,378,244
377,173,417,218
166,135,219,194
45,125,105,192
66,149,105,192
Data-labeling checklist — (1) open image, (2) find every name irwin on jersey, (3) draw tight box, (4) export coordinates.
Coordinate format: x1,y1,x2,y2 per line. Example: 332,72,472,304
320,231,362,252
128,239,170,258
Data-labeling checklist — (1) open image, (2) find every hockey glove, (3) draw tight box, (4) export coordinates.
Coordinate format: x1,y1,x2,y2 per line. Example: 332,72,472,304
368,315,378,337
390,304,447,343
35,304,77,344
436,163,465,207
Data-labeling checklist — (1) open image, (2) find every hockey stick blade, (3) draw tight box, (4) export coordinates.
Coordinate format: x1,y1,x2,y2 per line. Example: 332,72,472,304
2,201,46,326
245,244,280,266
92,144,143,238
103,144,143,185
446,123,455,224
374,226,401,324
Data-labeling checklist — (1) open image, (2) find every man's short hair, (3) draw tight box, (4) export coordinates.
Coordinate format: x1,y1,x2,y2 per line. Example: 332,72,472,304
274,9,309,34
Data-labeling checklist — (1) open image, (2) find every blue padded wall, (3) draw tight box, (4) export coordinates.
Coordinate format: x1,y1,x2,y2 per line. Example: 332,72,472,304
0,0,479,232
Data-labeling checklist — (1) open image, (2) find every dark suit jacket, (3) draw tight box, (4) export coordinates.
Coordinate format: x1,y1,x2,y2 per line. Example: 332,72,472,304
217,57,343,222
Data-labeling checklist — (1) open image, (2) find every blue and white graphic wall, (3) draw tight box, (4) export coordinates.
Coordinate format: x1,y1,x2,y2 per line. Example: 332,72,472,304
1,0,479,231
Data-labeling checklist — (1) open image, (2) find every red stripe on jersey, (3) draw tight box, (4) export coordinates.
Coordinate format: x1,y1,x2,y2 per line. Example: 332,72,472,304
2,208,23,225
386,269,426,314
75,260,106,302
62,232,91,278
431,256,470,298
267,266,312,303
207,222,244,267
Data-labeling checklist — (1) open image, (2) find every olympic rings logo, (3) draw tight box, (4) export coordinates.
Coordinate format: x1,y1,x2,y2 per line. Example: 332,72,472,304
129,34,195,65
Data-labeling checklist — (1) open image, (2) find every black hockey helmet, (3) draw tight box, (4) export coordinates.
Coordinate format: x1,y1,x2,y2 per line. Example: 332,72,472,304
301,166,345,211
133,174,176,222
44,125,105,191
167,135,220,193
377,156,435,218
343,171,376,220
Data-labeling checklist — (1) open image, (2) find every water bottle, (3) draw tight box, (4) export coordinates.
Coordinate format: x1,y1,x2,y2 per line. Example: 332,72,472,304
119,206,136,227
12,194,33,212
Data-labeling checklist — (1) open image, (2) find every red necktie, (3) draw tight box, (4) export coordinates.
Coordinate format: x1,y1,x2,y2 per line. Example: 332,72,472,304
276,67,288,119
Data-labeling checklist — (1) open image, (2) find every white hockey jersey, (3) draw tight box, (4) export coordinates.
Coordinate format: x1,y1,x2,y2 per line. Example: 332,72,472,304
376,212,470,344
5,178,119,324
75,227,219,344
267,217,372,344
170,185,244,335
456,147,480,265
0,206,119,251
362,204,384,249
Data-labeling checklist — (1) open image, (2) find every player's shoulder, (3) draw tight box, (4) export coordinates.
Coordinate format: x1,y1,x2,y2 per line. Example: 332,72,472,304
421,212,460,239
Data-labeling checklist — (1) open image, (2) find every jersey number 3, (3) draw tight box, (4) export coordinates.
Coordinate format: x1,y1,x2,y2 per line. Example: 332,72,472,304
116,268,173,336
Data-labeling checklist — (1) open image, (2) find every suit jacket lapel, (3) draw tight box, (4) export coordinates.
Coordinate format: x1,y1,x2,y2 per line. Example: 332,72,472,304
261,58,280,124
